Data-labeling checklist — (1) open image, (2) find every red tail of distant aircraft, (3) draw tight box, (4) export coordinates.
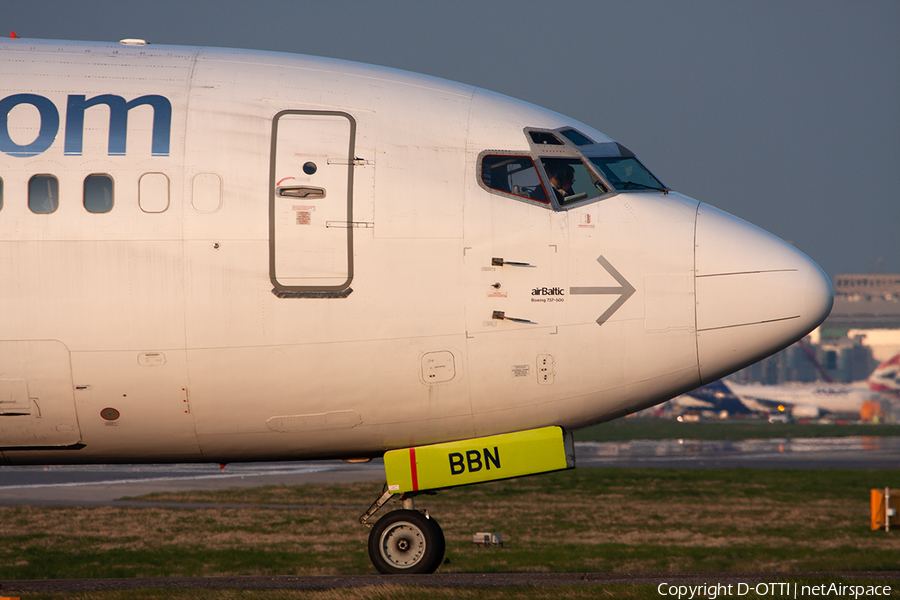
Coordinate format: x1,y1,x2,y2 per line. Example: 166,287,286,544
869,352,900,395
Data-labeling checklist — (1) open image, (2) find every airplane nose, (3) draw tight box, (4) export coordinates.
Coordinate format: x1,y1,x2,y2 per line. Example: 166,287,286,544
694,204,833,383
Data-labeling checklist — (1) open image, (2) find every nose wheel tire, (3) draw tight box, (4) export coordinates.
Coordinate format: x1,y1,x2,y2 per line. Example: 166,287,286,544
367,509,445,574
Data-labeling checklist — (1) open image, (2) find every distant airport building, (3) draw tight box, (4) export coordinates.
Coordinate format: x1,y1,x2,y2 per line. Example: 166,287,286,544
827,273,900,329
834,274,900,297
729,336,874,384
732,273,900,384
847,329,900,362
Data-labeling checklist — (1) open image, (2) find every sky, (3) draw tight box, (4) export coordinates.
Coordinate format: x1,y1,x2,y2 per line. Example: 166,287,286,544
5,0,899,279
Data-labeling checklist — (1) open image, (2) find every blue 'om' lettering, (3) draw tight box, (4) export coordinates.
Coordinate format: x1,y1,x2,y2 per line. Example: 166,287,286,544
0,93,172,158
64,94,171,156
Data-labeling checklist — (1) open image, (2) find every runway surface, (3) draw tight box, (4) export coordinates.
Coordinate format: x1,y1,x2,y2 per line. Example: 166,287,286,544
0,459,385,505
1,437,898,506
3,571,899,593
575,436,900,469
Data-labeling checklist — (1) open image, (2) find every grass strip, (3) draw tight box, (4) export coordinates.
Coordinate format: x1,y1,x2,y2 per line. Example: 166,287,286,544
2,469,899,580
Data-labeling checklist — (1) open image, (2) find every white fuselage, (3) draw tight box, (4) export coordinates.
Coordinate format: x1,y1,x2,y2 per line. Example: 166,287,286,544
0,39,833,465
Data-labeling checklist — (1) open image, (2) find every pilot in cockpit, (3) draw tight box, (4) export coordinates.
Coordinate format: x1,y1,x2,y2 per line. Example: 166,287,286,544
544,161,575,203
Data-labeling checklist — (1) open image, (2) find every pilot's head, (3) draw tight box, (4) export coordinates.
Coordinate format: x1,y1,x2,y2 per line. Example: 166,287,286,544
546,161,575,192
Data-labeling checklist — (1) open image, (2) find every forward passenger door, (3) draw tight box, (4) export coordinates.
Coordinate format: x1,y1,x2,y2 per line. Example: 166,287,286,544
270,111,356,294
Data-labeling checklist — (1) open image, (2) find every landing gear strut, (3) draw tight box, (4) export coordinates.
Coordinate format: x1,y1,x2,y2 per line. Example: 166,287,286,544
361,427,573,573
361,489,445,574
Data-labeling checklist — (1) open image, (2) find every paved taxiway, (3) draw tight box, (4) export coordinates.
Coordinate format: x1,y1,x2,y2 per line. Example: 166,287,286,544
1,437,897,506
4,571,900,594
576,436,900,470
0,460,385,505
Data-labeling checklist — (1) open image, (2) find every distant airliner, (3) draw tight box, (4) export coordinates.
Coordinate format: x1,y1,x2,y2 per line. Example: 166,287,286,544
0,37,833,573
677,352,900,419
729,352,900,418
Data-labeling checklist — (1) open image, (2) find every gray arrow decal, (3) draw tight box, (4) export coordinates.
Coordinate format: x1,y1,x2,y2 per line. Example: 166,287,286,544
569,256,636,326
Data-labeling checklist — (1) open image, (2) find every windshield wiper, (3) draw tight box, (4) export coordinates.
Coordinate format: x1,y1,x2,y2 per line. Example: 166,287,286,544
615,180,668,193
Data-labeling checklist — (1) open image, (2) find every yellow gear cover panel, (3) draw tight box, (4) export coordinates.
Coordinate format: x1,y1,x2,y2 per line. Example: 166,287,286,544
384,426,574,493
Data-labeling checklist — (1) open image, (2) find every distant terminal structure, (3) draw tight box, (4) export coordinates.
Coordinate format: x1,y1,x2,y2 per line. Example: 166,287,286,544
827,273,900,330
733,273,900,384
834,274,900,298
731,335,875,384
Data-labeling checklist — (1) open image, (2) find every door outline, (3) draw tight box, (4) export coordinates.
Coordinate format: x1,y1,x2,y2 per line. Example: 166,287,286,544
268,110,356,296
0,339,83,450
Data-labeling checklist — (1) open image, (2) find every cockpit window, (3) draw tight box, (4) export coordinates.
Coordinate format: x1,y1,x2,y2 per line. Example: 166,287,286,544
528,131,564,146
541,157,608,205
559,129,594,146
481,155,550,204
589,156,667,193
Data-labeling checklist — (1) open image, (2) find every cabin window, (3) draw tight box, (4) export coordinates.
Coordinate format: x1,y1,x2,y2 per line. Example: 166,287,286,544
541,157,607,205
28,175,59,214
84,174,114,213
191,173,223,213
481,155,550,204
139,172,169,213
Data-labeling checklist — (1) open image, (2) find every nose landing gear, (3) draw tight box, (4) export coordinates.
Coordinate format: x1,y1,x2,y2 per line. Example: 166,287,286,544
361,489,445,574
368,508,445,574
360,427,573,573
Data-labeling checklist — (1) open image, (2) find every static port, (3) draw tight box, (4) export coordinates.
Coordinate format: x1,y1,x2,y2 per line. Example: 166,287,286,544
100,407,120,421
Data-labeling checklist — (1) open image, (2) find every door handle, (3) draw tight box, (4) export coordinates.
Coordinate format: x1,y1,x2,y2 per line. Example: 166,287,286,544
277,186,326,199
